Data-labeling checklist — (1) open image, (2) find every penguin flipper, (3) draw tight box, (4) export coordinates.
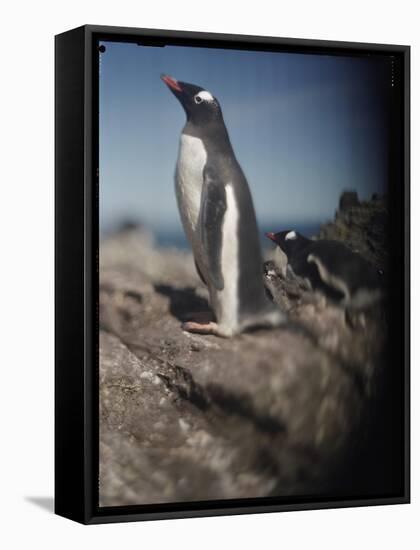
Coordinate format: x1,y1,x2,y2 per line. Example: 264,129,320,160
199,167,227,291
194,259,207,286
306,252,349,301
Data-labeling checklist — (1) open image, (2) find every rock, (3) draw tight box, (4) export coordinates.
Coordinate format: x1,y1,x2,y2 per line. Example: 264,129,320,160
339,191,360,212
318,192,388,271
99,198,391,506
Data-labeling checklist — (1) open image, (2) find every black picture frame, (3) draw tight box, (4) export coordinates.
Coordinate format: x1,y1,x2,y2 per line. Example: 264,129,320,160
55,24,410,525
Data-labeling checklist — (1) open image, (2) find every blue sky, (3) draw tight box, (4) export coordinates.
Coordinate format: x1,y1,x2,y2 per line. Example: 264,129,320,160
99,41,391,241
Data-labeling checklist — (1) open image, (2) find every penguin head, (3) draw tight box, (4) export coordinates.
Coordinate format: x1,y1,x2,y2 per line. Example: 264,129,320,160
161,74,223,126
265,230,309,258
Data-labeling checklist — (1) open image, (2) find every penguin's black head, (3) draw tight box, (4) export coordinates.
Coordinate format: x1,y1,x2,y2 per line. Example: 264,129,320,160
161,74,223,126
265,230,308,258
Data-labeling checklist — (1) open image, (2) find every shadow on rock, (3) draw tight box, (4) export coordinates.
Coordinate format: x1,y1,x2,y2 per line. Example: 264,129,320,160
154,284,211,321
206,383,287,435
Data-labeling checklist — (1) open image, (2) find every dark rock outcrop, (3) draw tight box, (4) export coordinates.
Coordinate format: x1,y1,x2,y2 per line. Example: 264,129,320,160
339,191,360,212
318,192,388,271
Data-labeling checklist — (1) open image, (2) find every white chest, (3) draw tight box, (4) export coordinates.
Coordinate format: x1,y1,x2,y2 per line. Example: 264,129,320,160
175,134,207,239
273,246,288,278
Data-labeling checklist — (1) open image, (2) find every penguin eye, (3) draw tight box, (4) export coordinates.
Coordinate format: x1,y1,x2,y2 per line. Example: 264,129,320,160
194,94,203,104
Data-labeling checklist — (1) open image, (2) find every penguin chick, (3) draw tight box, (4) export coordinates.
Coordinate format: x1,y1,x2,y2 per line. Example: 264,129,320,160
161,75,285,336
266,230,383,310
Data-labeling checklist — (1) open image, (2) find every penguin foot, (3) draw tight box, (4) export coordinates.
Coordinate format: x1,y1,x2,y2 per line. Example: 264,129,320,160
183,311,215,323
181,321,219,335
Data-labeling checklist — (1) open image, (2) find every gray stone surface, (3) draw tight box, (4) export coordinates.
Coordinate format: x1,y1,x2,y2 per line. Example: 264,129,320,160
99,215,388,507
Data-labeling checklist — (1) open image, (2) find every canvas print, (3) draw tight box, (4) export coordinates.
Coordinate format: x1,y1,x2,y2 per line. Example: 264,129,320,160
98,41,401,507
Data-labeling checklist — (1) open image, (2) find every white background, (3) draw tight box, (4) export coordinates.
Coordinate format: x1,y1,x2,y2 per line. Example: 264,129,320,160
0,0,417,547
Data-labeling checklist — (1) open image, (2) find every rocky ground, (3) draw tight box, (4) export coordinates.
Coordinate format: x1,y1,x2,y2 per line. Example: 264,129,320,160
99,195,392,507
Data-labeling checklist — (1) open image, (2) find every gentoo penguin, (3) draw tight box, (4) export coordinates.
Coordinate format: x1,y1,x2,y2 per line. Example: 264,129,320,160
161,74,284,336
266,230,383,309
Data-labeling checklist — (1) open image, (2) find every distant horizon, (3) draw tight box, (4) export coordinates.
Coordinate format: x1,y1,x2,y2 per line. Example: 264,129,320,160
101,221,325,250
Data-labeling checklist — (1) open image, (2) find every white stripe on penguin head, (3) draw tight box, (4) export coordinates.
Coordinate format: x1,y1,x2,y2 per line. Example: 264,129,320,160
285,231,297,240
196,90,214,102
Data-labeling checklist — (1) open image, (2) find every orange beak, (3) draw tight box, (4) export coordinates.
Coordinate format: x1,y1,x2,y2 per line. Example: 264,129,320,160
160,74,183,92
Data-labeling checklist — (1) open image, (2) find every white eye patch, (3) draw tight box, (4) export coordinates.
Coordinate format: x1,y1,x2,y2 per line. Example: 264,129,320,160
196,90,214,102
285,231,297,240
